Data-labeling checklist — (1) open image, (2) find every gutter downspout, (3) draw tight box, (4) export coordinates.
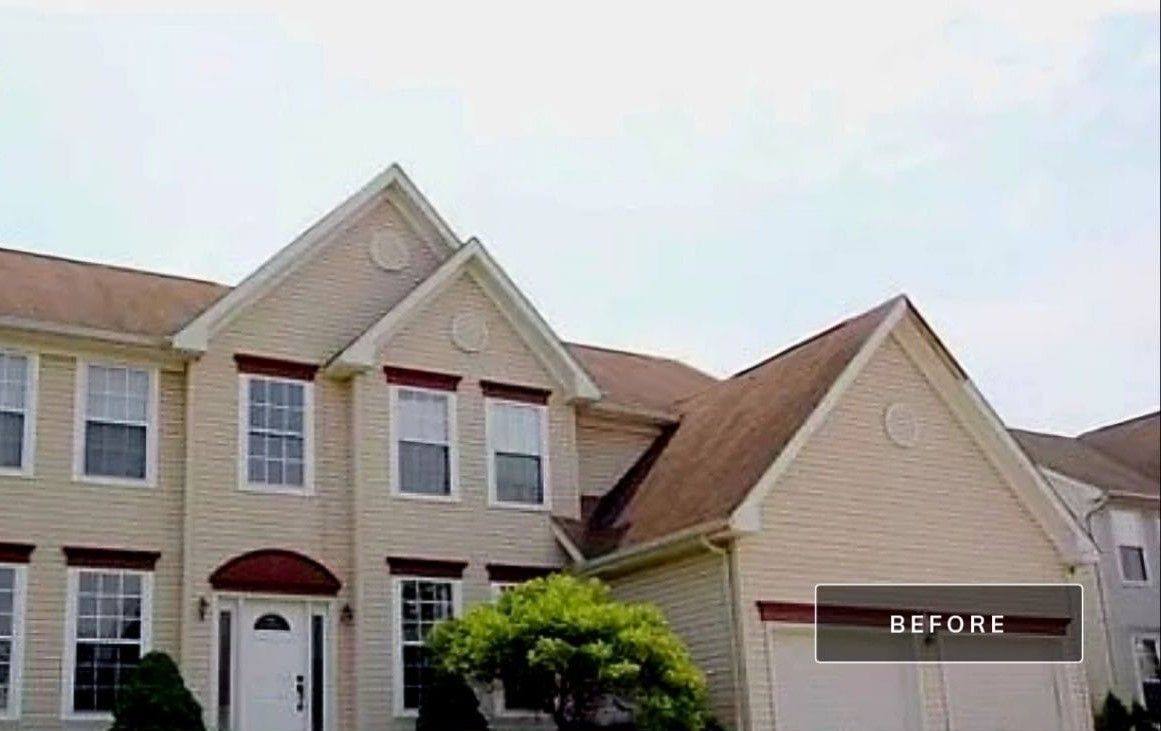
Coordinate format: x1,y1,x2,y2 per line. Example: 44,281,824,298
700,536,750,731
1081,494,1117,700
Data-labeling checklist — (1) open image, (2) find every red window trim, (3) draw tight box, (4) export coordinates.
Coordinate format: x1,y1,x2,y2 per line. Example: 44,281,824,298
756,600,1071,635
235,354,319,382
480,380,551,405
0,542,34,564
210,549,341,596
383,366,462,392
63,546,160,571
486,563,558,584
387,556,468,579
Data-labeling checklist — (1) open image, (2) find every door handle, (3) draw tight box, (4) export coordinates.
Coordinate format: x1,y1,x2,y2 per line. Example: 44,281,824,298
295,674,305,712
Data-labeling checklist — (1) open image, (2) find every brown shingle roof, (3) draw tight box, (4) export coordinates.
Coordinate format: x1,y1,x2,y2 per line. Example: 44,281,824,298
0,247,228,337
583,296,901,555
0,246,712,418
1011,427,1159,499
1079,412,1160,482
564,342,716,416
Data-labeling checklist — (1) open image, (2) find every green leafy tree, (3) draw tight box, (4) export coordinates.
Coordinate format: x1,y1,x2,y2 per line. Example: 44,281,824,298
111,651,205,731
415,669,490,731
427,574,708,731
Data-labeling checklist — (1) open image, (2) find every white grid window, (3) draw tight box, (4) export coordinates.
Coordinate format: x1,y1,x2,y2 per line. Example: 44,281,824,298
0,565,26,719
244,376,309,489
1111,509,1150,584
487,401,547,507
393,388,454,497
82,365,152,481
66,570,152,717
0,353,31,472
395,578,456,713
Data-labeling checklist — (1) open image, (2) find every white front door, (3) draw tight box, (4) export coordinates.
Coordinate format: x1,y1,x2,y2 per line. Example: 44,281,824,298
241,601,309,731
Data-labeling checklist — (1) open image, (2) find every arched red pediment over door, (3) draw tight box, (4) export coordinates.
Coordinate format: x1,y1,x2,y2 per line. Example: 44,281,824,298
210,549,341,596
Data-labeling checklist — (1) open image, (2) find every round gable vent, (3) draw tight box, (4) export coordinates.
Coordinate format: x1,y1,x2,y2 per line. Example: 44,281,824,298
451,312,489,352
368,229,411,272
884,402,920,448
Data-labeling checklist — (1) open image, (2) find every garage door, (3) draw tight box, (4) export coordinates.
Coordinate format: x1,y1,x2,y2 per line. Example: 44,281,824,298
942,663,1066,731
769,627,923,731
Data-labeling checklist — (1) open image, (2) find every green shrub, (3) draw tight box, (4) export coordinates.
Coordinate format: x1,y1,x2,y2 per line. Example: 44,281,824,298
415,670,490,731
111,651,205,731
428,574,708,731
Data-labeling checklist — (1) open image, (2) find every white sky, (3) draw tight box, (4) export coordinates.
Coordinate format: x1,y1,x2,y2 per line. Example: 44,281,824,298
1,0,1158,434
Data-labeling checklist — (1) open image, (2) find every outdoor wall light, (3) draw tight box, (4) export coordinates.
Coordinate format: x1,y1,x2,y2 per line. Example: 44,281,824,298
341,603,354,625
197,596,209,621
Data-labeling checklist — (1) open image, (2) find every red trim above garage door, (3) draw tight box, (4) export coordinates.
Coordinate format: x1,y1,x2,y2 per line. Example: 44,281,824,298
210,549,341,596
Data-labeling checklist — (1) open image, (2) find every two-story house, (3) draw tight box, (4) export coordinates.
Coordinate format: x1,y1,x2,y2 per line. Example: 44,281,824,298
1014,414,1161,716
1,163,1105,731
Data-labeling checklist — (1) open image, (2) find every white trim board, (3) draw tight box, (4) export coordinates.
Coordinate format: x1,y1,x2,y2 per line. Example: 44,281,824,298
173,164,461,353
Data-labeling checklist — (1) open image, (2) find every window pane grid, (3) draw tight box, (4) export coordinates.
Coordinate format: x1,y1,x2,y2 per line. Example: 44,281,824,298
0,354,28,470
490,402,545,505
84,365,150,479
0,568,14,711
246,377,306,487
396,389,451,496
72,570,145,714
398,579,454,710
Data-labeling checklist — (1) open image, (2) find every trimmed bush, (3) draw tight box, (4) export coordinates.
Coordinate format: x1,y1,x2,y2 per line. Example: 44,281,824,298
111,651,205,731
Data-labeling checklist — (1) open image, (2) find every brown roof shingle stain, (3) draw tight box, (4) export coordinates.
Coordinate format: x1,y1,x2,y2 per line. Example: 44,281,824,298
1079,412,1160,482
0,247,228,337
565,342,716,415
1013,426,1159,499
586,297,901,554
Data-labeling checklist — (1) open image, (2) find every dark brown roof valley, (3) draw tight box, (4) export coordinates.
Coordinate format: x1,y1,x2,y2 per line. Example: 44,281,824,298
1078,412,1160,481
581,296,903,555
1012,426,1159,499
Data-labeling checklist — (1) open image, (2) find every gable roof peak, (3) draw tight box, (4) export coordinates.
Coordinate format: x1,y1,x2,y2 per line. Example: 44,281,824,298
173,163,462,353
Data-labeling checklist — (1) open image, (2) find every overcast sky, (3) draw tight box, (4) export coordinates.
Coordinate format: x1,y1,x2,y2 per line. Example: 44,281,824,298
1,1,1158,434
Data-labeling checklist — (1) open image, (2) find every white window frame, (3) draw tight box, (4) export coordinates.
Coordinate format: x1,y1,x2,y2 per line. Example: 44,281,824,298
60,567,154,722
0,563,27,721
1111,509,1151,586
1132,634,1161,711
388,385,459,502
0,349,37,478
391,575,462,718
72,361,159,488
237,374,315,495
485,398,551,512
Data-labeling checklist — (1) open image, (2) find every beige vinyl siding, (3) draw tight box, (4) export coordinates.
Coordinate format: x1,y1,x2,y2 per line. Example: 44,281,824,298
225,196,448,361
180,196,454,730
0,349,185,730
354,270,577,731
734,333,1090,731
576,417,658,497
610,550,738,726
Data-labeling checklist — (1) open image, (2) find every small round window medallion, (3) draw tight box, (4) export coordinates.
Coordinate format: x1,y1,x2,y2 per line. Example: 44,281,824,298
451,312,489,353
368,229,410,272
884,402,920,448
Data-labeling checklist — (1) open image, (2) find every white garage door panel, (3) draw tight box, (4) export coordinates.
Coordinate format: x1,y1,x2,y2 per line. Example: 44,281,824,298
944,664,1064,731
770,628,922,731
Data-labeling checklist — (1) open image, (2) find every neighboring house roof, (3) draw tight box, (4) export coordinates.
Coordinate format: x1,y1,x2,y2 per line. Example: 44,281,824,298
325,239,601,401
0,246,228,340
565,342,716,416
1012,426,1160,500
584,296,901,554
1078,411,1160,481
